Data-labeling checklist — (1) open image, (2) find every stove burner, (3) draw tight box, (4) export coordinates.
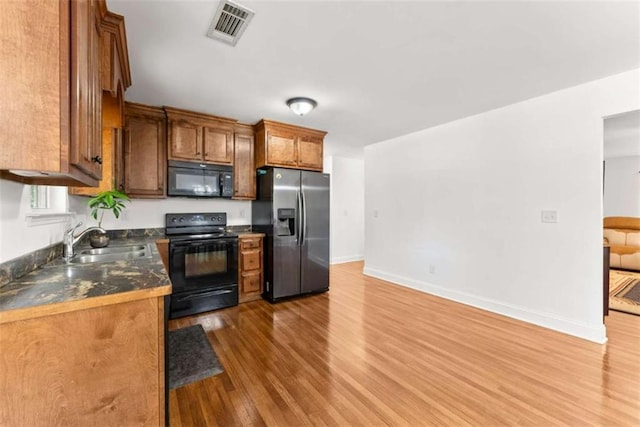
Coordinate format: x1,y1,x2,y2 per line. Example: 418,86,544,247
165,212,238,238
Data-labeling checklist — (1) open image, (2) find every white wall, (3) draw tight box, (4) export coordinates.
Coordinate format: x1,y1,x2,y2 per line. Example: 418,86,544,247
329,156,364,264
364,69,640,343
68,195,251,230
603,156,640,217
0,178,251,263
0,180,71,262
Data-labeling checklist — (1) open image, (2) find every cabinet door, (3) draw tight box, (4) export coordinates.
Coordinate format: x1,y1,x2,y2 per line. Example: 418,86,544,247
124,114,166,198
238,236,263,303
69,94,122,196
0,298,165,426
241,250,261,271
241,271,262,298
203,125,234,164
114,127,124,192
233,132,255,199
266,128,297,167
168,119,201,161
297,134,323,171
69,0,102,180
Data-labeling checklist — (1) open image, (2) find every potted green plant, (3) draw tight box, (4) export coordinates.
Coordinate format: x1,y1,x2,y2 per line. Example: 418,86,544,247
87,189,130,248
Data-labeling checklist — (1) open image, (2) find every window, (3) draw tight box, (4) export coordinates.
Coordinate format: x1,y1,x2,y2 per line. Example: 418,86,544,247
26,185,72,225
30,185,50,209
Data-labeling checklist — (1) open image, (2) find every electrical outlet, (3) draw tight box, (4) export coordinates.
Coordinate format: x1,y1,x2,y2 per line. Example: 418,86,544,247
541,210,558,223
240,209,245,218
373,210,379,218
429,264,435,274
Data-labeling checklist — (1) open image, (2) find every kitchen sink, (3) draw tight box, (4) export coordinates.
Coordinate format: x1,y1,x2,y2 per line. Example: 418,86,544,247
69,244,153,264
79,245,149,256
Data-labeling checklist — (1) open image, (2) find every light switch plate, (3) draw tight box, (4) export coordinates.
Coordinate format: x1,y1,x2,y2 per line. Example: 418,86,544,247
541,210,558,223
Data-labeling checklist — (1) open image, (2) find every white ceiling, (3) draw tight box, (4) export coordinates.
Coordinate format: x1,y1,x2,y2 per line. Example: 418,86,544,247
108,0,640,158
604,110,640,159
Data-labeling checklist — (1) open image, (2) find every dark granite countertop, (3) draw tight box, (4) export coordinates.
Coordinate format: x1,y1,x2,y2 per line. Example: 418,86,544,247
236,231,265,237
0,236,171,316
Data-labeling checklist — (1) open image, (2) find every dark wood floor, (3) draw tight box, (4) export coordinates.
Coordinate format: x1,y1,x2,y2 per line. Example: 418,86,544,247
168,261,640,426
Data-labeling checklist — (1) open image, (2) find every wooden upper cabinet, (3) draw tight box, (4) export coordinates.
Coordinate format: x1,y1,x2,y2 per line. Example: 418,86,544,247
169,119,201,160
0,0,104,186
254,120,326,171
123,102,167,198
297,133,324,170
99,9,131,97
165,107,236,165
266,128,297,167
70,95,120,196
70,8,132,197
70,0,103,181
233,124,256,200
203,125,234,165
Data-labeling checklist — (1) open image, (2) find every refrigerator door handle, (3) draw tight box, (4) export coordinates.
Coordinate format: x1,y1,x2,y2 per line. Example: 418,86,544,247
296,190,303,246
301,190,307,246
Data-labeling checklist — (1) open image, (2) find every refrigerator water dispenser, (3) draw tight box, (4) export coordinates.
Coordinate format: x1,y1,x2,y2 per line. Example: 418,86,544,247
276,208,295,236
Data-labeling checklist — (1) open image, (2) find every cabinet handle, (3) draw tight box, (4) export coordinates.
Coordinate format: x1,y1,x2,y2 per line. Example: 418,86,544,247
91,156,102,164
119,184,124,190
196,152,201,155
205,152,209,156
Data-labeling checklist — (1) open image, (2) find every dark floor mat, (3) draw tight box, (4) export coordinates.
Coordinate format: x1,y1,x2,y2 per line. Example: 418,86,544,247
168,324,223,389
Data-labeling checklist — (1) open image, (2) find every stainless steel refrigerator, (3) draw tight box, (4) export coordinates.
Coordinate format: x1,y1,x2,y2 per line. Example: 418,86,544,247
252,168,330,302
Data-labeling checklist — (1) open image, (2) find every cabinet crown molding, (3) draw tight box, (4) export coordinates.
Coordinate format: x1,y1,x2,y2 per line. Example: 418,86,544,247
100,11,132,89
125,102,166,118
164,106,238,125
254,119,328,137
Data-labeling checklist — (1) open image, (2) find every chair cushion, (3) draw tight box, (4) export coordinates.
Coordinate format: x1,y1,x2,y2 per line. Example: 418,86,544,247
605,217,640,272
627,231,640,247
604,229,627,246
621,252,640,271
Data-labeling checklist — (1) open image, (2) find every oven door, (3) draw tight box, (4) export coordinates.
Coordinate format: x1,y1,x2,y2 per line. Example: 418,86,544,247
169,237,238,293
168,166,221,197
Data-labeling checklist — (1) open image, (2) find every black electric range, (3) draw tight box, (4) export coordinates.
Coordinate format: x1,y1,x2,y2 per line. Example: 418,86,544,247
165,213,238,318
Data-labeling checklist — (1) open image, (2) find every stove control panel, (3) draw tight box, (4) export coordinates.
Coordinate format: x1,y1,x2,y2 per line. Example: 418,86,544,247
165,212,227,228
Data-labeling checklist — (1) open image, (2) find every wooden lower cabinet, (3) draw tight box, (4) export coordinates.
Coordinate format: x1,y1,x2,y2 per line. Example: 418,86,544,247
238,235,264,303
0,296,166,426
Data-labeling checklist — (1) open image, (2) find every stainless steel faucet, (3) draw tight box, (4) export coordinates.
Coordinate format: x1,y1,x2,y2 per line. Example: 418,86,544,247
63,222,107,261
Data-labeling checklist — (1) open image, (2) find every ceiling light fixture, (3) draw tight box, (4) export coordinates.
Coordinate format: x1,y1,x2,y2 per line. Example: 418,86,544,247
286,97,317,116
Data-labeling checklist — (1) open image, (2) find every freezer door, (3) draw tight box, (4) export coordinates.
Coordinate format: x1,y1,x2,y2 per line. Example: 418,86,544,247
272,168,302,299
300,171,330,294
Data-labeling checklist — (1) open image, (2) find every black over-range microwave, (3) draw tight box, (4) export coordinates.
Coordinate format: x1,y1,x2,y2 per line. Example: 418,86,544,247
167,160,233,198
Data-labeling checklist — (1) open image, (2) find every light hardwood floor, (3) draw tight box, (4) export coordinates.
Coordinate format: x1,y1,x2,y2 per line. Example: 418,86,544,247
169,261,640,426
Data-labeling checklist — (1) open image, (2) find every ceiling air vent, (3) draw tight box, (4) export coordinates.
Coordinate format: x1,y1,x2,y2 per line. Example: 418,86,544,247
206,0,255,46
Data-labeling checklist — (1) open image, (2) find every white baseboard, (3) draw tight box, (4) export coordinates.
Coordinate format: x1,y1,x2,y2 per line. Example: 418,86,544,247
331,255,364,265
362,266,607,344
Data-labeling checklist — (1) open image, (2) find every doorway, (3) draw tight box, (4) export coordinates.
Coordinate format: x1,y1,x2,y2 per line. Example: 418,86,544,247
602,110,640,316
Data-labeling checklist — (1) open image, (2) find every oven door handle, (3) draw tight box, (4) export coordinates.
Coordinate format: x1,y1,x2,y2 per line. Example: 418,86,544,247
175,289,235,302
170,238,237,249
